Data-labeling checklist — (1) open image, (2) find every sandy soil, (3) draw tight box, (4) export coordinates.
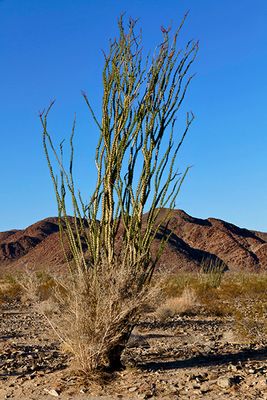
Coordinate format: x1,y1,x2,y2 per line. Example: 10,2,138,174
1,302,267,399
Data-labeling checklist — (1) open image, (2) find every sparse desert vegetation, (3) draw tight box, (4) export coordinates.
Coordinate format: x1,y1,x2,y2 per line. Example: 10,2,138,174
1,7,267,400
0,270,267,398
162,271,267,340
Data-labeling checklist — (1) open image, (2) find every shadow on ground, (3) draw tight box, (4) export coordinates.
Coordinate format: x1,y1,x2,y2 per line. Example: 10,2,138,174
139,346,267,371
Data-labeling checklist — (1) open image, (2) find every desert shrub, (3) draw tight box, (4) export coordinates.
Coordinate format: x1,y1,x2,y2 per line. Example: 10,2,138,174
40,256,159,374
18,270,56,303
40,15,198,375
161,272,267,322
156,287,198,321
0,276,22,304
162,273,197,297
200,258,227,289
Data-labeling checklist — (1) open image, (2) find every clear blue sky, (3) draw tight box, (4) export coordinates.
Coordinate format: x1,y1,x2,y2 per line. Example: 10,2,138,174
0,0,266,232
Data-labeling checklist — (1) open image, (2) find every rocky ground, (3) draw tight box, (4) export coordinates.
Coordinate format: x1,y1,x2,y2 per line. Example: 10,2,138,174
1,302,267,399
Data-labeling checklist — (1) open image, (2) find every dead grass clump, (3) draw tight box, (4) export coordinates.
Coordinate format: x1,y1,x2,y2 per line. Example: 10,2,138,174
34,259,158,377
0,270,57,306
161,271,229,316
19,270,56,304
163,273,199,297
156,287,198,321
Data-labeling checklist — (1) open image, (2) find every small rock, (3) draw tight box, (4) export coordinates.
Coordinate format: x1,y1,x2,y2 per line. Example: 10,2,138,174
217,377,231,388
128,386,138,392
44,388,60,397
217,375,242,388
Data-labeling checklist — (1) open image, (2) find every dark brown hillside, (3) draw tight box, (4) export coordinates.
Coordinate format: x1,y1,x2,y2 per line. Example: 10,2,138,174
154,209,266,270
0,210,266,272
0,218,59,261
153,227,227,272
254,230,267,242
145,209,267,270
0,230,20,242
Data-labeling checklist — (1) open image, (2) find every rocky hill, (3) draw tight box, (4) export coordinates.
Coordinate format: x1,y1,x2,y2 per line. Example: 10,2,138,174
0,210,266,272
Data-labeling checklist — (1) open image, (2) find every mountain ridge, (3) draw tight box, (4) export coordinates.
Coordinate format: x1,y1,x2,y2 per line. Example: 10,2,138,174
0,210,266,272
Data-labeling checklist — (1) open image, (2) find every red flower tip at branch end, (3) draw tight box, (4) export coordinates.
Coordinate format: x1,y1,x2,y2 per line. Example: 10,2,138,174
160,25,167,33
161,25,171,34
38,109,45,118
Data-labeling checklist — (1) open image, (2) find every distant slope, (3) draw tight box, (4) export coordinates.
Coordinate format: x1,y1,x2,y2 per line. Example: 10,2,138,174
254,231,267,242
0,210,266,272
0,230,20,243
0,218,59,261
153,209,267,270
